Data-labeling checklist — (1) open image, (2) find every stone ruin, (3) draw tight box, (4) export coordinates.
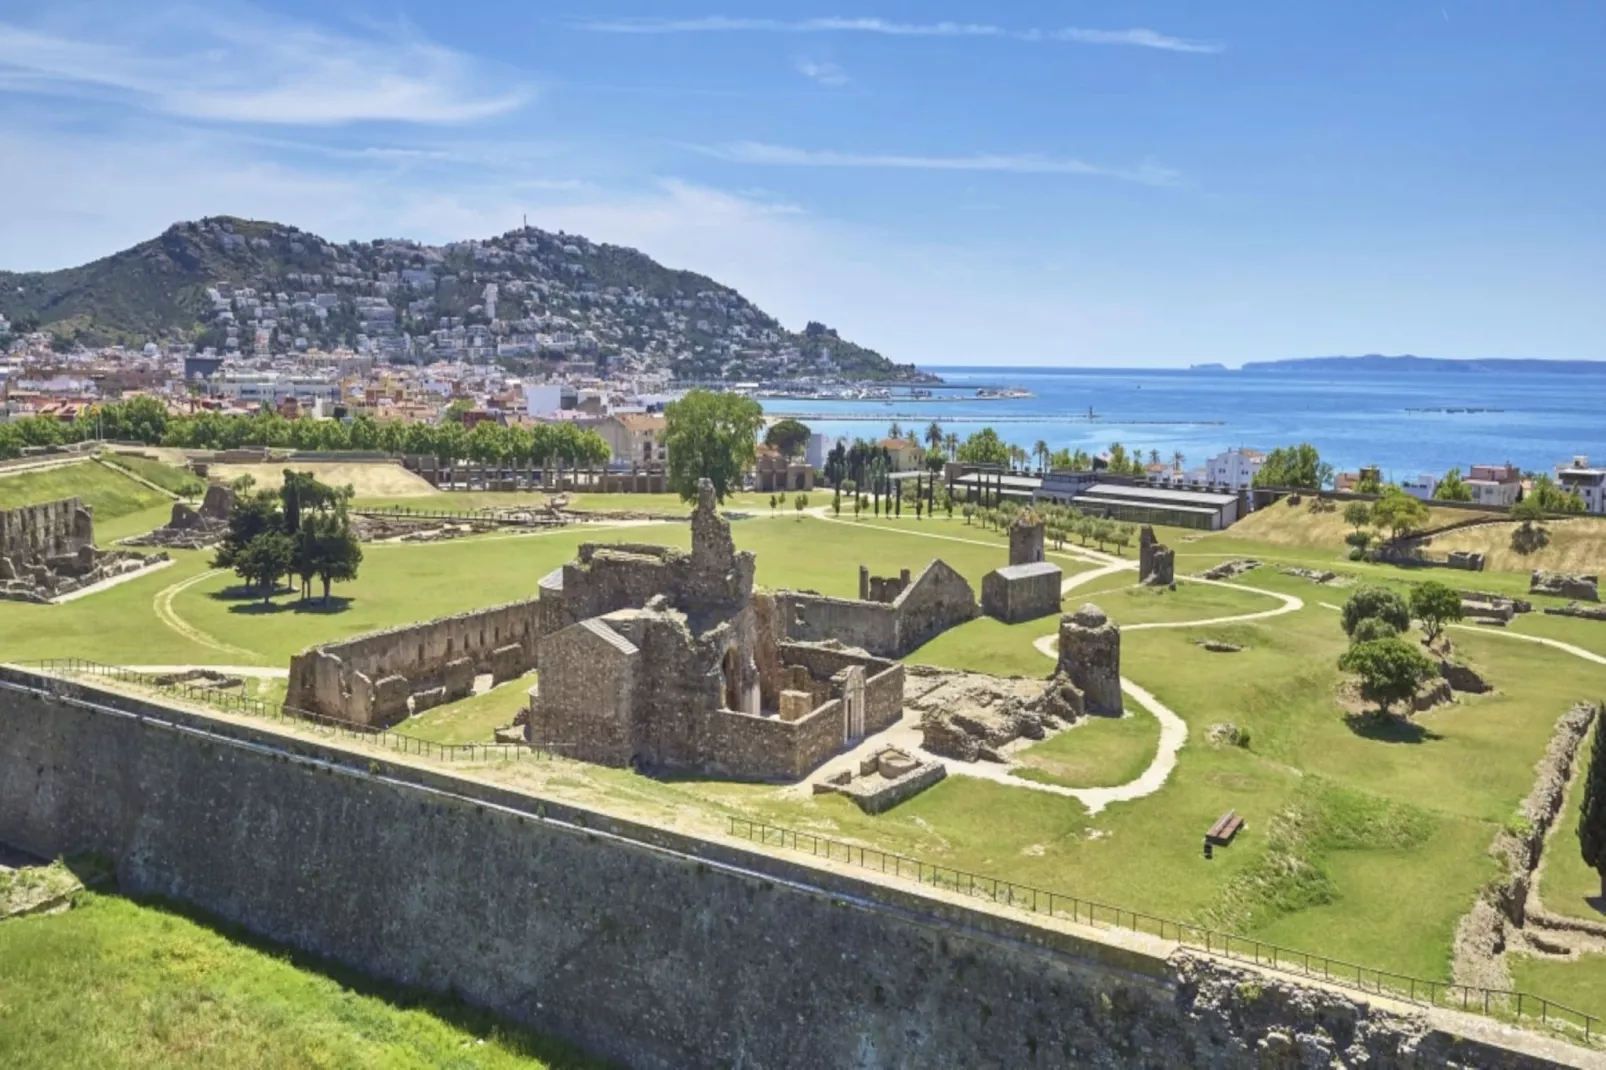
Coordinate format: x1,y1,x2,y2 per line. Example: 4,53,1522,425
1137,525,1174,587
1459,589,1531,626
0,497,168,603
1051,603,1123,717
812,745,946,813
912,669,1058,762
1544,602,1606,622
529,480,906,781
123,483,235,550
1280,566,1338,585
1199,558,1260,581
778,560,977,658
1530,569,1599,602
981,510,1062,624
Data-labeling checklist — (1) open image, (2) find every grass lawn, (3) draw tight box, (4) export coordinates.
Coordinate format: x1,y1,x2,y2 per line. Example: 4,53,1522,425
1012,711,1160,789
1226,498,1496,551
0,460,170,525
400,676,532,745
101,455,207,498
1510,952,1606,1024
908,615,1058,678
1536,722,1605,924
1066,576,1285,627
0,893,603,1070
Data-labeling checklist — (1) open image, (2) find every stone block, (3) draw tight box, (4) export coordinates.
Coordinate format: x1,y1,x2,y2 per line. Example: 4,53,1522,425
489,643,525,685
443,656,476,701
371,674,411,725
779,689,814,722
1531,570,1599,602
412,686,447,713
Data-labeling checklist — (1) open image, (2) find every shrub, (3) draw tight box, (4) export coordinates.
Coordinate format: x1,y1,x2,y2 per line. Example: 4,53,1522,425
1341,585,1411,638
1350,617,1400,643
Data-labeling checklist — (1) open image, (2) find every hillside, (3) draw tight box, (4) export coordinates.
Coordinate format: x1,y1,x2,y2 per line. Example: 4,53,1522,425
0,217,923,382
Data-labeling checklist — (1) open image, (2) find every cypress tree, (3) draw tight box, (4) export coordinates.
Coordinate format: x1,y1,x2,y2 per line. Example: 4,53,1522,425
1580,710,1606,898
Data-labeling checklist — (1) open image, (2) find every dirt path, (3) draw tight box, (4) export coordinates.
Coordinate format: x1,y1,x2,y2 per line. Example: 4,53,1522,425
151,569,259,660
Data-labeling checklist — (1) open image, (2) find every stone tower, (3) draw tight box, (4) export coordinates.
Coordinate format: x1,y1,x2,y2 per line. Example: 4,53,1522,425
1057,603,1122,716
1009,510,1046,566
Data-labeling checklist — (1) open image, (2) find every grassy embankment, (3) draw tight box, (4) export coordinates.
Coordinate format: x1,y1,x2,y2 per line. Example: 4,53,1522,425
0,460,173,542
0,892,605,1070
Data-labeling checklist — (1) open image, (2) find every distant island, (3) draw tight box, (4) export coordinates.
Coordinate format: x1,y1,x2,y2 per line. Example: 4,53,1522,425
1236,354,1605,375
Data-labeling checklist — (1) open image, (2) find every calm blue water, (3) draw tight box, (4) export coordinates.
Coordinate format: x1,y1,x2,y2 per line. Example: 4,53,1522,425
763,366,1606,479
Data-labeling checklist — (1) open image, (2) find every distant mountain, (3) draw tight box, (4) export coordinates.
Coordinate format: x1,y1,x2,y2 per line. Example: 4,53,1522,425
0,216,923,382
1238,354,1604,375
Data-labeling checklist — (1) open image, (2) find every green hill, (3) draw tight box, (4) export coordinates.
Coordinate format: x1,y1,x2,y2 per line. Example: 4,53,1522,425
0,216,922,381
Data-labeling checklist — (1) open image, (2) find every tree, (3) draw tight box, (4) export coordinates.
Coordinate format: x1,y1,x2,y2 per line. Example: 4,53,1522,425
662,389,764,503
1510,495,1551,555
1343,501,1373,532
1341,585,1412,638
1578,716,1606,897
1410,581,1463,642
943,432,959,460
443,398,474,424
1529,475,1586,514
1370,487,1429,542
1350,617,1400,643
1355,469,1384,495
888,420,903,440
1338,638,1438,717
763,418,811,459
956,428,1010,466
1434,468,1473,502
234,532,295,603
1252,443,1332,490
925,422,944,451
962,503,975,525
1033,440,1050,474
213,489,283,572
793,492,808,519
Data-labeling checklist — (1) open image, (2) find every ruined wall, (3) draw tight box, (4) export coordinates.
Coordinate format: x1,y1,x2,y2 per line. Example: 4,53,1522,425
287,599,541,726
777,559,975,659
0,496,95,563
865,664,905,734
0,671,1574,1070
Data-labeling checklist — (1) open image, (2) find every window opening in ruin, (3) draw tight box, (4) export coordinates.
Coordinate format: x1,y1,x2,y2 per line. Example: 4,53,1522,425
722,647,740,711
447,638,454,656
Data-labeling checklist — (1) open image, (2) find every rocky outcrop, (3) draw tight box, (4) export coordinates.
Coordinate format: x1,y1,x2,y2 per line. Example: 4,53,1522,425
1530,570,1599,602
1057,603,1122,716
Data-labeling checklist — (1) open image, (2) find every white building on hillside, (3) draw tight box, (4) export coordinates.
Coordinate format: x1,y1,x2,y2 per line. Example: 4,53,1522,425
1557,457,1606,515
1401,474,1439,501
1199,447,1265,489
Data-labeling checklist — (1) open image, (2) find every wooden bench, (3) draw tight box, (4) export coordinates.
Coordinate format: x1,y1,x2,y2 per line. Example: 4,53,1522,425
1206,810,1244,846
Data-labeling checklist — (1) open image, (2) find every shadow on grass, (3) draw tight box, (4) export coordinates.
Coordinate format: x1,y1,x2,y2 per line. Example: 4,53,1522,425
80,887,615,1069
1342,712,1443,744
1584,895,1606,917
208,586,355,615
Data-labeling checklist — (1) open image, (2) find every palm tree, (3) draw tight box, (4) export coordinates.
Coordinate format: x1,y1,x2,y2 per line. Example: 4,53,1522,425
925,422,943,451
1149,449,1161,467
1033,440,1049,474
943,432,959,459
888,420,903,440
1172,449,1185,472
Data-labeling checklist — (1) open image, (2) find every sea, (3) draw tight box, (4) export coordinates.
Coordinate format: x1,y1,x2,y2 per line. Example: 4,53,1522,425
759,365,1606,479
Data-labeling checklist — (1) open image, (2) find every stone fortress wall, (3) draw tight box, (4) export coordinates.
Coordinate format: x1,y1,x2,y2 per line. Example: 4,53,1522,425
0,497,94,562
0,669,1575,1070
287,600,541,727
0,497,168,604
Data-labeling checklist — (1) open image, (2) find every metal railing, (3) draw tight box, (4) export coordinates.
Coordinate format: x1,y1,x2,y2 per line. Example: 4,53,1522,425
351,505,566,528
728,817,1598,1043
27,658,566,764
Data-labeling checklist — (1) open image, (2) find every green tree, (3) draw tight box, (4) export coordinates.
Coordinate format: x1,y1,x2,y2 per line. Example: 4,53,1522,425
235,532,295,603
662,389,764,503
793,492,809,519
888,420,903,440
1434,468,1473,502
1342,501,1373,532
956,428,1010,466
1530,475,1586,514
213,489,283,572
1033,440,1050,473
1510,495,1551,555
1410,581,1464,642
1350,617,1400,643
443,398,474,424
763,418,812,459
924,422,944,451
1341,584,1412,638
1252,443,1332,490
1578,714,1606,898
307,511,363,604
1370,487,1430,542
1338,638,1439,718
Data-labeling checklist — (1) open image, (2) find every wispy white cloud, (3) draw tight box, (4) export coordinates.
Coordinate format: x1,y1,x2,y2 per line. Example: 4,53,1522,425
574,16,1221,52
1049,28,1223,54
0,7,528,125
701,142,1182,187
794,57,850,86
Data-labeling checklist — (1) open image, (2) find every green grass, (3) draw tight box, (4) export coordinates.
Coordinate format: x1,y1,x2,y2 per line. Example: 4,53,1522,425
1510,952,1606,1024
1012,711,1159,789
401,677,531,745
907,615,1057,677
0,460,169,524
0,893,603,1069
102,455,207,498
1537,722,1605,924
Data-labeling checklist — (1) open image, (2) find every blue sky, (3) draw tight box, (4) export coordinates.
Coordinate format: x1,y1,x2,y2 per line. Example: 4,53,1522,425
0,1,1601,367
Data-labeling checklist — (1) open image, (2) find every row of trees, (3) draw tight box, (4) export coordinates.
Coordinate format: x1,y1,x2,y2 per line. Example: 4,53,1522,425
963,499,1141,554
0,396,612,467
213,471,364,605
1336,582,1462,718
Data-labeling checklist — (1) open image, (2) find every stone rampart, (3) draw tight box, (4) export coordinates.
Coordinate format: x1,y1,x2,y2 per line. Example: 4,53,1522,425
287,599,541,727
0,670,1580,1070
0,497,94,561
